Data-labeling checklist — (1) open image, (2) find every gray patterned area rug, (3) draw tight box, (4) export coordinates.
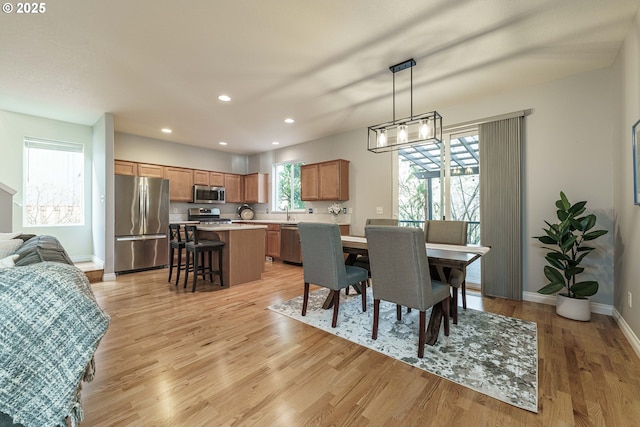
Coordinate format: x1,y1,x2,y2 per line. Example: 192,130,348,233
268,288,538,413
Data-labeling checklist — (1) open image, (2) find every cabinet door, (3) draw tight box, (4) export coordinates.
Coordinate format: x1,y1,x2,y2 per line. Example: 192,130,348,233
193,170,210,185
114,160,137,176
164,167,194,202
209,172,225,187
138,163,165,178
319,160,349,200
244,173,268,204
266,224,281,258
224,174,244,203
300,164,319,201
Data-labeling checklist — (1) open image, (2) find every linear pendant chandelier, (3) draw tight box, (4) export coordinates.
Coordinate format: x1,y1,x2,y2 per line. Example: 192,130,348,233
367,58,442,153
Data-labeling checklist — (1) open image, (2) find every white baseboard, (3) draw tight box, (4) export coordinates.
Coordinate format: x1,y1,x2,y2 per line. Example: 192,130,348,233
523,291,640,359
102,272,117,281
522,291,613,316
612,308,640,359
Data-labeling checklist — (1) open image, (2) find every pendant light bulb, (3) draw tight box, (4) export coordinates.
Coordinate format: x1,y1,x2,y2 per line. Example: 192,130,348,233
398,125,408,144
378,129,387,147
419,119,431,139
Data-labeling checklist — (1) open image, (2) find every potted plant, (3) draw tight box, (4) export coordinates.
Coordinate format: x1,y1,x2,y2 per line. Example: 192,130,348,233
534,191,608,321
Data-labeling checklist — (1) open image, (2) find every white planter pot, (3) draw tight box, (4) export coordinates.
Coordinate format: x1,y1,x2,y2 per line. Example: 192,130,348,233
556,294,591,321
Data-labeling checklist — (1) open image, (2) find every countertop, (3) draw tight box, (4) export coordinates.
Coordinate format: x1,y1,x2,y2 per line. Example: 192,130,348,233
197,223,268,231
232,219,350,226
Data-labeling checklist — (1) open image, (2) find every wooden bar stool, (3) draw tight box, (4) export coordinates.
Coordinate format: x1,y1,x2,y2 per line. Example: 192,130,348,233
183,225,225,292
168,224,186,285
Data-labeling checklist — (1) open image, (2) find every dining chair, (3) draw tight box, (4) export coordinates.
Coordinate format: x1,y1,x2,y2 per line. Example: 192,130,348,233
168,224,186,285
365,225,450,358
183,225,225,292
298,222,369,328
352,218,398,272
424,220,468,322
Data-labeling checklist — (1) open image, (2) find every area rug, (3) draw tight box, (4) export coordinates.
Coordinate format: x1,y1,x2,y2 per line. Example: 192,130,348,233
268,289,538,412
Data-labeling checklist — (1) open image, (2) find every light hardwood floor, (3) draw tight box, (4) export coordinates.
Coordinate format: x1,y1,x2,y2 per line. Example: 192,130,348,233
82,262,640,426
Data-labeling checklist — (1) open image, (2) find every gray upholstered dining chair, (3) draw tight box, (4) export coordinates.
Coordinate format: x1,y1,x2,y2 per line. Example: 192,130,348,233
365,225,450,358
424,220,468,322
352,218,398,272
298,222,369,328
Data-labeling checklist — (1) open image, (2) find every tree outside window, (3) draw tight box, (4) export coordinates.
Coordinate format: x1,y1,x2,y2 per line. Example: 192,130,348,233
273,162,304,211
23,137,84,226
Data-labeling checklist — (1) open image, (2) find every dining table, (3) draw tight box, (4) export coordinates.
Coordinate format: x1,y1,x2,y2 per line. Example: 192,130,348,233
337,234,490,345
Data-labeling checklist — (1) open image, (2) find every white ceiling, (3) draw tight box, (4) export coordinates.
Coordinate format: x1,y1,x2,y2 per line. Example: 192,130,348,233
1,0,638,155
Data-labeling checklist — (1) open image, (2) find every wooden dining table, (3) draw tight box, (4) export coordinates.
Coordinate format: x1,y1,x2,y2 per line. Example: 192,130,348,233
338,235,490,345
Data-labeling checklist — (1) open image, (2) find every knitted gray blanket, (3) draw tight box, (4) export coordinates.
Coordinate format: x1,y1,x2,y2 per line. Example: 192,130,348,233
0,262,110,427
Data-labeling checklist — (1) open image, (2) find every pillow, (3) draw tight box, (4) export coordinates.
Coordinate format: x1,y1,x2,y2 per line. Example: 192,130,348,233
0,239,23,258
0,232,20,240
0,254,19,269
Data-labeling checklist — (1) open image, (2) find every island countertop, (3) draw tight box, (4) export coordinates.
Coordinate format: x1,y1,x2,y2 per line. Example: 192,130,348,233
197,223,268,231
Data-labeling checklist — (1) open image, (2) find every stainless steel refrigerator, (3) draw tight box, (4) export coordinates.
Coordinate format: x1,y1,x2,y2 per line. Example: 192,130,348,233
114,175,170,273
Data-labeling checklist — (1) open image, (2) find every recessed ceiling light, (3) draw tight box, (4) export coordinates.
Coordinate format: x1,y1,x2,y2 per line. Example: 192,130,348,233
161,128,172,133
219,141,228,146
284,118,294,124
218,95,231,102
272,141,280,145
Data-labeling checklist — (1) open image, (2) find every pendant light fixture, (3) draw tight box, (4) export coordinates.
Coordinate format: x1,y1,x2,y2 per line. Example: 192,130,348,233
367,58,442,153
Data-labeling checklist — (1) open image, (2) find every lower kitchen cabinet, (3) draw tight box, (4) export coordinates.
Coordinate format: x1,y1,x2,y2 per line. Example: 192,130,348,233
266,224,281,259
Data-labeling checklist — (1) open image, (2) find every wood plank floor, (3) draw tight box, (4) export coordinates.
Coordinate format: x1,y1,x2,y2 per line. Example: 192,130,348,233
82,262,640,426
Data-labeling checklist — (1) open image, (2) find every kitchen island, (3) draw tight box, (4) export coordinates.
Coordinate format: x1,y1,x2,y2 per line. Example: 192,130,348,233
196,224,267,286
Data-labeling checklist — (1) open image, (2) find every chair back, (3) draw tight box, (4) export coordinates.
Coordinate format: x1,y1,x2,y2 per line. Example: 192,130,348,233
169,224,182,244
365,218,398,226
365,226,436,311
424,220,468,245
298,222,347,291
184,225,199,244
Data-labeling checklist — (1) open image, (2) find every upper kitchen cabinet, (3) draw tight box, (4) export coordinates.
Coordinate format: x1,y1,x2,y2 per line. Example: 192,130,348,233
137,163,165,178
114,160,137,176
301,159,349,201
164,167,193,202
209,172,225,187
244,173,268,204
193,170,210,186
224,173,244,203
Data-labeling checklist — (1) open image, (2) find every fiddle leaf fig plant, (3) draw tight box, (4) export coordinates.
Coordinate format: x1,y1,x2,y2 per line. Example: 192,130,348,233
534,191,608,298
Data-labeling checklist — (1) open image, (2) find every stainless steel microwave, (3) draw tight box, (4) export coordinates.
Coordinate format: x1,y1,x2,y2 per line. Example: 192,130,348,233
192,185,226,204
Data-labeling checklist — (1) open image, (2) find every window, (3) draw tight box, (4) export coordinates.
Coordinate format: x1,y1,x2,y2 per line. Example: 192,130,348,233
273,161,304,211
23,137,84,226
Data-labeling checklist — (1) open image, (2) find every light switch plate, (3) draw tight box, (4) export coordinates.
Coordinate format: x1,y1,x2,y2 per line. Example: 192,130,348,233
376,207,383,214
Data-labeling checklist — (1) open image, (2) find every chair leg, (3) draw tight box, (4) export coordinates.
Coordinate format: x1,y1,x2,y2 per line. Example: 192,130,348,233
168,246,174,282
175,247,183,286
442,297,450,336
462,280,467,309
218,247,224,286
302,282,310,316
183,251,190,289
192,251,199,292
208,250,214,282
451,287,458,324
396,304,401,321
418,311,426,358
361,280,367,312
331,291,340,327
372,299,380,339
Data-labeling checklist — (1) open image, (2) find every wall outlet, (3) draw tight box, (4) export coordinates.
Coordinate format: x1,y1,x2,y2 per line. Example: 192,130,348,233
308,208,313,214
348,207,353,214
172,208,178,214
342,207,347,214
376,207,383,214
629,291,633,308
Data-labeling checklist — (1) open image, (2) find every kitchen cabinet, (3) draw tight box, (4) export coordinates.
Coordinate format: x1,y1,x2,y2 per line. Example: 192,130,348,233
164,167,193,202
209,172,225,187
300,164,319,201
224,173,244,203
266,224,281,259
138,163,165,178
301,159,349,201
244,173,268,204
114,160,137,176
193,170,210,185
280,225,301,264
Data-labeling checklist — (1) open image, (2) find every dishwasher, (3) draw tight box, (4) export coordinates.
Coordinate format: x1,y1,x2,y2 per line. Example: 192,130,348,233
280,225,302,264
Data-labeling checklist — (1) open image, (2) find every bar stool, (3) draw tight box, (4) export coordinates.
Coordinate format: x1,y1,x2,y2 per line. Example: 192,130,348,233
183,225,225,292
168,224,186,285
